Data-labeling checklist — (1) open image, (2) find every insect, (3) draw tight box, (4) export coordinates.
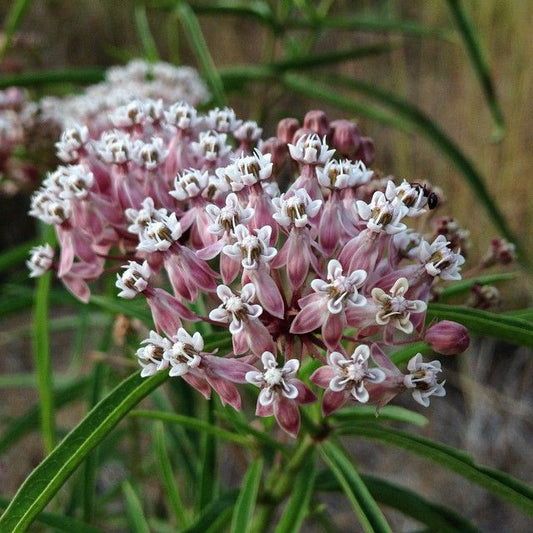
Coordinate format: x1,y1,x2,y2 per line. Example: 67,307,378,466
410,182,439,210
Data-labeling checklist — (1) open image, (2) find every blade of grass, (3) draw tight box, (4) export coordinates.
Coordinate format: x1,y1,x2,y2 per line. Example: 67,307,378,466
445,0,504,137
0,239,38,272
174,1,226,106
427,303,533,347
122,481,151,533
337,422,533,516
438,272,518,300
230,458,264,533
282,73,525,264
33,268,55,453
319,441,392,533
154,421,190,527
314,471,480,532
330,405,428,427
0,370,168,532
196,400,219,509
274,449,316,533
181,491,239,533
131,409,252,446
134,2,160,62
0,0,33,61
0,69,105,89
285,14,453,41
0,497,105,533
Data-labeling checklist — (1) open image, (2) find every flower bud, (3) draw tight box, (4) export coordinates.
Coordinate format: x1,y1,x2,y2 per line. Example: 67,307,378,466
276,118,300,143
424,320,469,355
303,110,330,137
329,119,361,158
355,136,375,165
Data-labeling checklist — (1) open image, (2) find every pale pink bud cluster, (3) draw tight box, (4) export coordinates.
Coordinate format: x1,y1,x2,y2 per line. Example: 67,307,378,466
30,100,476,437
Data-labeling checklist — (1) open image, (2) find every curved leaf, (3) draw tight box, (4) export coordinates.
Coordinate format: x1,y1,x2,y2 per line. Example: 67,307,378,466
274,449,317,533
174,1,226,106
230,458,264,533
331,405,428,427
0,370,168,532
0,497,104,533
182,491,239,533
122,481,151,533
319,441,392,533
0,69,105,89
427,303,533,347
446,0,504,136
438,272,518,300
338,422,533,516
314,471,481,532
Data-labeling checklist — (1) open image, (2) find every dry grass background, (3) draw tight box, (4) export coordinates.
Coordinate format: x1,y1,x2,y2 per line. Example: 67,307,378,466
0,1,532,531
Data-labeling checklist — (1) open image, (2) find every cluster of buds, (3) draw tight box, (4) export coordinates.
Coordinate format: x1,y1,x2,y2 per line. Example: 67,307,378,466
29,97,474,437
0,87,62,195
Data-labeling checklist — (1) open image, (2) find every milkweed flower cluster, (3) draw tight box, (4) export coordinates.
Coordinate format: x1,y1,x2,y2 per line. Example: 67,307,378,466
29,96,474,437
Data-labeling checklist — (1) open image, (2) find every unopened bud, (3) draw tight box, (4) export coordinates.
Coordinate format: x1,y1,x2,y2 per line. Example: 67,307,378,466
329,119,361,158
276,118,300,143
355,136,375,165
303,110,330,137
481,237,516,268
424,320,469,355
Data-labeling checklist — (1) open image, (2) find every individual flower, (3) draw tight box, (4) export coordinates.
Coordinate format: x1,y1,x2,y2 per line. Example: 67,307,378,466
136,330,172,377
291,259,367,349
246,352,316,437
272,188,321,229
208,284,274,356
27,244,55,278
403,353,446,407
419,235,465,280
316,159,372,189
371,277,427,336
310,345,386,416
116,260,151,298
288,133,334,166
164,328,256,409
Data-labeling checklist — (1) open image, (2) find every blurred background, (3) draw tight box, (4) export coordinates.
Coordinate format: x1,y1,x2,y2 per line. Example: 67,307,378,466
0,1,532,531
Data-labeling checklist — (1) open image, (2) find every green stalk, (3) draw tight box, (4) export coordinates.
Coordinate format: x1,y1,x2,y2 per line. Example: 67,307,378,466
33,269,55,454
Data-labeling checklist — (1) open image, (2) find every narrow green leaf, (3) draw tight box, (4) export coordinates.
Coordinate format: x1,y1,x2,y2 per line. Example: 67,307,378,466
504,309,533,322
0,370,167,532
32,269,55,453
134,3,160,62
427,303,533,347
285,14,453,41
446,0,504,136
344,422,533,516
174,1,226,106
122,481,151,533
0,497,105,533
438,272,518,300
190,0,276,28
196,400,218,509
314,471,481,532
230,458,264,533
0,239,38,272
131,409,252,446
319,441,392,533
154,421,189,527
331,405,428,427
271,43,396,71
275,449,317,533
182,491,239,533
0,0,32,60
0,69,105,89
282,73,525,263
89,294,153,323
